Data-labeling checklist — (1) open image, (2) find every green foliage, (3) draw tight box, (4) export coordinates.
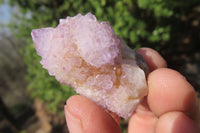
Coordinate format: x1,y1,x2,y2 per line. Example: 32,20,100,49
19,130,27,133
8,0,199,114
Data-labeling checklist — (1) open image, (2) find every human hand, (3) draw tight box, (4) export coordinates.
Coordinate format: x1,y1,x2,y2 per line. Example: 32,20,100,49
64,48,199,133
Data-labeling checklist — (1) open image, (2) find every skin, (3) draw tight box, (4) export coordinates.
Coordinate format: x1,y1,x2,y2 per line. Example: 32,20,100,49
64,47,200,133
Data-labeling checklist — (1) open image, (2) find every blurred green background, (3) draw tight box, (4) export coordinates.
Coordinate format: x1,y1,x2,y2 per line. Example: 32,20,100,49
0,0,200,132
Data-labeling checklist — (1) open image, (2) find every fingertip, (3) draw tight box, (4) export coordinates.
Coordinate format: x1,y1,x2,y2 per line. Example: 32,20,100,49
65,95,121,133
136,47,167,72
147,68,196,116
156,112,200,133
65,104,83,133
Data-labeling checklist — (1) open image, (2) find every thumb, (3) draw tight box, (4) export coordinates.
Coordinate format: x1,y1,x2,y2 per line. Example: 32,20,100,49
65,95,121,133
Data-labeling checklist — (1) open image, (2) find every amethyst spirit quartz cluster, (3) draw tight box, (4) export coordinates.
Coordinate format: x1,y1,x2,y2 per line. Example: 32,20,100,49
31,13,149,119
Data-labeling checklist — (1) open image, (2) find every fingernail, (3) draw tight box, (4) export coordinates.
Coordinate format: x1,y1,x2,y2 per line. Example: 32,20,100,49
64,105,83,133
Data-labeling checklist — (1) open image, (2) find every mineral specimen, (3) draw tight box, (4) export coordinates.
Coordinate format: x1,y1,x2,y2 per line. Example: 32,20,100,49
31,13,148,119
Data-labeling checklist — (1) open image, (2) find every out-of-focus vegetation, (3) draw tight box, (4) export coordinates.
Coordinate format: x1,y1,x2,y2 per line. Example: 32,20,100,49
7,0,199,120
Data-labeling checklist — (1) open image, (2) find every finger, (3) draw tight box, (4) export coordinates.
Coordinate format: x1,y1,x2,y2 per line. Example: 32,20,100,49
128,98,158,133
147,68,196,116
104,109,121,126
65,95,121,133
128,48,167,132
156,111,200,133
136,47,167,72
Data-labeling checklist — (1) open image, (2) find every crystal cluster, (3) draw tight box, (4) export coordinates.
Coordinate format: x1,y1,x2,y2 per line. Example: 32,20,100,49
31,13,148,118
